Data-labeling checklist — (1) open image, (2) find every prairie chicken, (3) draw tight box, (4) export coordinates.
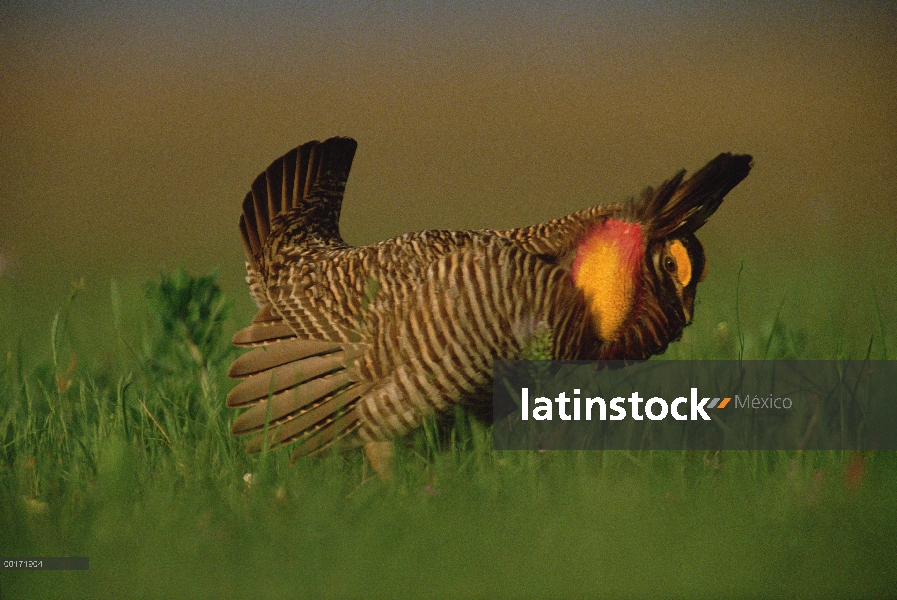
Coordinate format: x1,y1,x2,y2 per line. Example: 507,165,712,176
226,137,751,473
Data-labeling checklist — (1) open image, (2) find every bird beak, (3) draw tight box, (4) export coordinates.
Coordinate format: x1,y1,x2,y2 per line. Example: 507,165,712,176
682,297,694,325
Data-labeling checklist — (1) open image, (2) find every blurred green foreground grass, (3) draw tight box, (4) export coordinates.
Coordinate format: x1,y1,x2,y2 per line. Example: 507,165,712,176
1,269,895,599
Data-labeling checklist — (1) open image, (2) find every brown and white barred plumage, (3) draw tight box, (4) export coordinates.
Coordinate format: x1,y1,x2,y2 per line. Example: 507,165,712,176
227,137,752,456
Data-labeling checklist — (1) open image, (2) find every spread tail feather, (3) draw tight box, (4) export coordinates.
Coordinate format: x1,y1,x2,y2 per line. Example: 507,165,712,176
226,351,347,407
231,321,296,347
228,332,370,455
239,137,358,274
228,338,342,378
230,303,299,347
242,380,369,454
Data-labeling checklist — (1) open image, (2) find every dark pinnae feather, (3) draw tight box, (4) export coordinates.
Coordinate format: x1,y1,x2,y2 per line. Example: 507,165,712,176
638,153,753,238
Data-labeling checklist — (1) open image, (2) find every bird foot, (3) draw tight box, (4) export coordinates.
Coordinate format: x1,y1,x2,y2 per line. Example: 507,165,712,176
364,441,395,481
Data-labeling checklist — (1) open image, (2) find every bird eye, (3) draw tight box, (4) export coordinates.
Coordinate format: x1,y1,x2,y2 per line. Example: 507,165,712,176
663,255,676,273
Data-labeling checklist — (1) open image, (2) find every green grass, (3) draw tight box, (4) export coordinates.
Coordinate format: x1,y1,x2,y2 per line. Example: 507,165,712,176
1,269,896,599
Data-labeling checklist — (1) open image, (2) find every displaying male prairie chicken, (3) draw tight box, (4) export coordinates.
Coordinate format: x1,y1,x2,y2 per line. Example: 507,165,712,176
226,137,751,475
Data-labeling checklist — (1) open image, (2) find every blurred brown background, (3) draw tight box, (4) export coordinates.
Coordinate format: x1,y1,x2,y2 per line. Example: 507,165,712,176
1,1,895,358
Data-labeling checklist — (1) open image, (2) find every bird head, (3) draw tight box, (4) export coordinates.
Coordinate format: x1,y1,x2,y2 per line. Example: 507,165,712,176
570,153,752,358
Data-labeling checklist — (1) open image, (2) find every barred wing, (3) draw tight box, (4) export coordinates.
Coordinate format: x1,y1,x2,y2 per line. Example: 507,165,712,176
227,243,596,455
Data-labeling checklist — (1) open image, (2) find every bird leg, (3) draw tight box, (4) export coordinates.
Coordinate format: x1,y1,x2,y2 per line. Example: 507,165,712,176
364,441,395,481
